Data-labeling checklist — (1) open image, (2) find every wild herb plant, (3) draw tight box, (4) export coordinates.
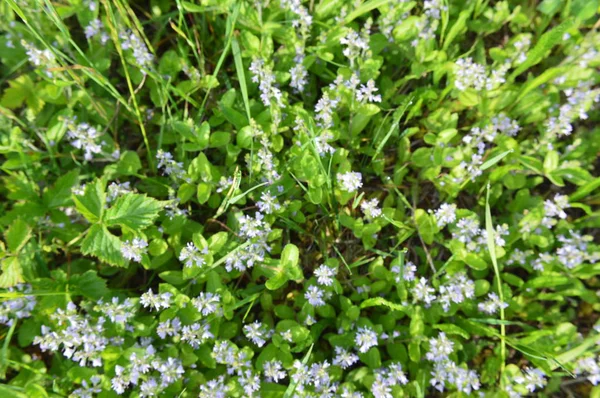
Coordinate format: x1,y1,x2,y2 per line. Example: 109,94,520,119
0,0,599,397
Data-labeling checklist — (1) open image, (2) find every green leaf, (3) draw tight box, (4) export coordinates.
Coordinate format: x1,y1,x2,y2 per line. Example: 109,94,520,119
281,244,302,281
0,384,29,398
43,170,79,209
538,0,563,15
509,17,577,80
73,179,105,223
515,66,570,103
543,150,559,174
0,257,24,288
344,0,393,23
80,225,125,267
105,193,163,232
443,8,472,51
480,149,514,171
116,151,142,175
265,245,304,290
464,253,488,271
159,271,185,285
519,155,543,174
70,270,109,300
415,209,435,244
197,182,211,204
358,347,382,368
570,177,600,201
5,219,31,253
553,334,600,371
434,324,470,339
232,38,251,121
410,306,425,337
360,297,406,312
188,153,213,182
0,75,34,109
525,274,571,289
265,272,288,290
485,184,506,370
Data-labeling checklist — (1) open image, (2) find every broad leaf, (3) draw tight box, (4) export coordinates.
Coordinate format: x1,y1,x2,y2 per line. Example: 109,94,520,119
73,179,105,223
105,193,163,232
43,170,79,209
80,224,125,267
5,219,31,254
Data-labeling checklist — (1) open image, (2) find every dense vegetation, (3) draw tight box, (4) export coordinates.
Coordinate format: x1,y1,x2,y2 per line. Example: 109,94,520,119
0,0,599,396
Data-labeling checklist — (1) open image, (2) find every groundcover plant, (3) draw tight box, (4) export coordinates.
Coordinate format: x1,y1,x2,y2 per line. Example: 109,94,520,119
0,0,599,396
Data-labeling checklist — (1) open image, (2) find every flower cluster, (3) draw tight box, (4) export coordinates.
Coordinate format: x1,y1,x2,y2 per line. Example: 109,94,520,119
178,242,208,268
156,150,189,182
65,119,104,161
120,30,154,69
0,284,36,326
427,333,481,394
121,237,148,263
221,211,272,272
250,59,285,108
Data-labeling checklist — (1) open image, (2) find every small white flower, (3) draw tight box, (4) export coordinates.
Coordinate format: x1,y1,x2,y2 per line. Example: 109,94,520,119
412,277,436,305
264,359,286,382
243,321,269,347
355,326,378,353
426,332,454,362
179,242,207,268
120,30,154,69
356,80,382,103
280,329,293,342
256,191,281,214
315,92,340,128
454,58,487,92
314,265,336,286
478,292,508,314
305,285,325,306
140,289,171,311
333,346,359,369
191,293,221,316
121,238,148,263
289,63,308,92
515,367,547,393
434,203,457,228
65,121,103,161
337,171,363,193
156,150,189,181
361,198,382,219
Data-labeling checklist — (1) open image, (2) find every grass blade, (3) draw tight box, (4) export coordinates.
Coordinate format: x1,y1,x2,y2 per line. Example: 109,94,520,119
480,149,514,171
485,184,506,384
232,38,252,122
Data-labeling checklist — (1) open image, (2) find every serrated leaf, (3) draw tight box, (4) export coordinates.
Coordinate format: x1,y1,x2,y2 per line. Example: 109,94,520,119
105,193,163,232
80,224,125,267
360,297,406,312
116,151,142,176
70,270,109,300
43,170,79,209
509,17,577,80
73,179,105,223
0,257,24,288
0,75,34,109
5,219,31,253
